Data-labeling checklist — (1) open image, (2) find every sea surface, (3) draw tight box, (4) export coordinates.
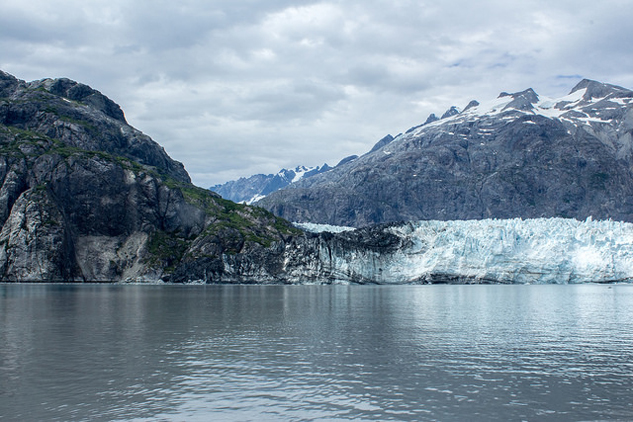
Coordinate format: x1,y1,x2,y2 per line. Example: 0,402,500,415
1,283,632,421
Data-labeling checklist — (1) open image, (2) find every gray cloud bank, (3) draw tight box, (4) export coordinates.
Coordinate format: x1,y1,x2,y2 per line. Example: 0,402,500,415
2,0,633,187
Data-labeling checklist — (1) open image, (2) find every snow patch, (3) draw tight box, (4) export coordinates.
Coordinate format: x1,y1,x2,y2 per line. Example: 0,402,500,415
290,166,311,183
294,222,355,233
245,194,266,205
611,97,632,105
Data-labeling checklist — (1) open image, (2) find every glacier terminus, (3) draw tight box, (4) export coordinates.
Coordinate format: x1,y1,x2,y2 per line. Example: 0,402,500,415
292,218,633,285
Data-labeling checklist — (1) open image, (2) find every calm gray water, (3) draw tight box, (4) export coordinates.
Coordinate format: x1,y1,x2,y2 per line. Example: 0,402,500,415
1,284,632,421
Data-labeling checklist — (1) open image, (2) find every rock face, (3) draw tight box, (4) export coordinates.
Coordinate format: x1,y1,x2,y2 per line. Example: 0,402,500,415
0,72,190,183
0,70,299,282
210,164,332,204
257,80,633,227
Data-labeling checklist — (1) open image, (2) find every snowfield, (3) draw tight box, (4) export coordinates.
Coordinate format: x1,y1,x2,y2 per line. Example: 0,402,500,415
302,218,633,284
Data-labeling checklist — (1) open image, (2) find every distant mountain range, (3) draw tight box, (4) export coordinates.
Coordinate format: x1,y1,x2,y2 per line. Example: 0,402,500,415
210,136,399,203
255,79,633,227
210,164,334,204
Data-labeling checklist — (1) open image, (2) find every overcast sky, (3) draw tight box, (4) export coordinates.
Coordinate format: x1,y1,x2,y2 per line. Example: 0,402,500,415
2,0,633,187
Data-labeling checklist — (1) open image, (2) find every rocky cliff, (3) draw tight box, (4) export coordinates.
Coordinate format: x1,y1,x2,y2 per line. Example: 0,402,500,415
257,80,633,227
0,70,302,282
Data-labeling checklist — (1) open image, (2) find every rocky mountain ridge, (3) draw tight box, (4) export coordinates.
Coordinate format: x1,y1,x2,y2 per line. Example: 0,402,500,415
257,79,633,227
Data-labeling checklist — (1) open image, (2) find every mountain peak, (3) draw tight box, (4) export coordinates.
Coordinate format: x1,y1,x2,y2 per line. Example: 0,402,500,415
463,100,480,112
570,79,632,100
500,88,539,111
0,70,20,97
498,88,537,99
0,69,189,183
369,134,395,153
0,69,18,82
257,77,633,227
425,113,440,124
28,77,127,123
441,106,460,119
211,163,333,204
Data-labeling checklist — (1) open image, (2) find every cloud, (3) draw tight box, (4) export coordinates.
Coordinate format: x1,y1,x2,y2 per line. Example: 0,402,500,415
2,0,633,187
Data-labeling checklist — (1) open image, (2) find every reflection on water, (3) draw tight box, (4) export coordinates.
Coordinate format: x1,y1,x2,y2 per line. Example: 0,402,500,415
1,284,633,421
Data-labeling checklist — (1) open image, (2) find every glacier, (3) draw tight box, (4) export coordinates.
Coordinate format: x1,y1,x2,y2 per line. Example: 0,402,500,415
299,218,633,284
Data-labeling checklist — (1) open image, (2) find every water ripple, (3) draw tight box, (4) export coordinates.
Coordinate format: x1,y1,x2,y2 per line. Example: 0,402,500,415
1,284,633,421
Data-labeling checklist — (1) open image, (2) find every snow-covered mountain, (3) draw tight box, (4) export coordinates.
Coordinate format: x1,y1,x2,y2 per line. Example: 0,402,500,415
210,164,332,204
258,79,633,227
294,217,633,284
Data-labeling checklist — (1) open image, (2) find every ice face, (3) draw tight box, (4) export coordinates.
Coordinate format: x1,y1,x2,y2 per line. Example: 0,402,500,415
311,218,633,284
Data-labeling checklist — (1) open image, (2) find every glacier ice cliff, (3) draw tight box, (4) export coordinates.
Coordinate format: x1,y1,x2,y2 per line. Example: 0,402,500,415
274,217,633,285
350,218,633,284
